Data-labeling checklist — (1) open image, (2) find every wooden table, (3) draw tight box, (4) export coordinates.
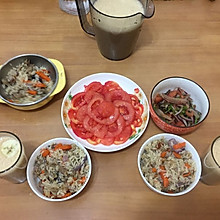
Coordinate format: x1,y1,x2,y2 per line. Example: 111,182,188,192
0,0,220,219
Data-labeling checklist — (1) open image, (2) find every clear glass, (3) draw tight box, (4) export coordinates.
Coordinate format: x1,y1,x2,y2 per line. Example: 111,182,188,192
59,0,89,15
0,131,27,184
75,0,155,60
200,136,220,185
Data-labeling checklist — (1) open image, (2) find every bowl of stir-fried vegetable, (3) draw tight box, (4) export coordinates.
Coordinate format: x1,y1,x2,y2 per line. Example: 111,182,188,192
149,76,210,134
0,54,66,110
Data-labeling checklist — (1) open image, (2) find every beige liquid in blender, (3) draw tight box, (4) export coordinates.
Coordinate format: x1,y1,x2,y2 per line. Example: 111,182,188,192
91,0,145,60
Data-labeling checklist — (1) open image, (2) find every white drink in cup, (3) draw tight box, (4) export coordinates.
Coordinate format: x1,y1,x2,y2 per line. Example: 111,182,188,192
0,131,27,184
201,136,220,185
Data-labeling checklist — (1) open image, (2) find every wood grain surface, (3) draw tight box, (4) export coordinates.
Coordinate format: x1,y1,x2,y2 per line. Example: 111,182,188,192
0,0,220,219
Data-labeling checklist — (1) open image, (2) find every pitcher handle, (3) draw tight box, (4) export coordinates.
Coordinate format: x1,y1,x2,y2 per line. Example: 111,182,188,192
75,0,95,36
145,0,155,18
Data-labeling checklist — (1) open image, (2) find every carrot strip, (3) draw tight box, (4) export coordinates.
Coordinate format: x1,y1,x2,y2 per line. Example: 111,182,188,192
36,70,50,82
27,90,37,95
41,149,50,157
79,176,86,184
160,151,167,158
152,167,157,173
185,163,191,169
168,90,178,97
159,165,169,188
154,94,163,104
34,82,46,88
173,142,186,150
173,151,181,159
54,143,72,151
61,192,72,198
183,172,191,177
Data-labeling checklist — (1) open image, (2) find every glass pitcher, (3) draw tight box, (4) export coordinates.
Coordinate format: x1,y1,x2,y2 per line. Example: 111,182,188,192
75,0,155,60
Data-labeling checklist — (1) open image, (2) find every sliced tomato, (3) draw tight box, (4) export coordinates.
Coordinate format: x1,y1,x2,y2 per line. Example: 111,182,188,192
105,89,131,103
114,125,132,145
96,101,115,118
71,92,86,110
102,81,122,94
76,105,88,122
130,94,140,108
68,108,77,121
84,81,103,93
88,97,119,125
132,114,143,127
83,115,98,132
100,137,115,146
93,124,108,138
87,136,101,145
113,100,135,126
134,104,144,116
106,115,125,137
84,90,104,104
70,121,93,139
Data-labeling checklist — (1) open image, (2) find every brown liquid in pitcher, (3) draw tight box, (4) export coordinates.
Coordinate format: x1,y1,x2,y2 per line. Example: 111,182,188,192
91,0,144,60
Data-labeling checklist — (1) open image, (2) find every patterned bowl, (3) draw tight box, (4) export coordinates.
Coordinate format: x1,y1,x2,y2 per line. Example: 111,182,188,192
149,76,210,135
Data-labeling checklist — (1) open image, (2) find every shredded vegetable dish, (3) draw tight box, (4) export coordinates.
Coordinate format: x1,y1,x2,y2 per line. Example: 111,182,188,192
33,143,90,199
1,59,54,104
140,138,196,193
153,87,202,127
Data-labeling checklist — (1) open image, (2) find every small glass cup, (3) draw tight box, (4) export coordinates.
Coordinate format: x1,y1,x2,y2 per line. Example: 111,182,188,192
0,131,27,184
200,136,220,185
59,0,89,15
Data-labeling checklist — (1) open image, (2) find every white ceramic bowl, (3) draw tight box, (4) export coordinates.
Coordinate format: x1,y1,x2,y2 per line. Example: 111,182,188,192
149,76,210,134
137,133,201,196
27,138,92,202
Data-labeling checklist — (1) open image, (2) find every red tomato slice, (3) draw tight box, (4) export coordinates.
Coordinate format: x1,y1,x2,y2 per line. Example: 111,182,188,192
83,115,98,132
70,121,93,139
132,114,143,127
106,115,125,137
84,81,103,93
88,97,119,125
97,101,115,118
68,108,77,121
105,89,131,103
84,90,104,104
102,81,122,94
134,104,144,116
71,92,86,110
113,100,135,126
76,105,88,122
87,136,101,145
114,125,132,145
100,137,115,146
93,124,108,138
130,94,140,108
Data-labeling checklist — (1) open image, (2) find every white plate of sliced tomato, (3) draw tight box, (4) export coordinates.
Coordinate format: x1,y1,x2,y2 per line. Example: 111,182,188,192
61,73,149,152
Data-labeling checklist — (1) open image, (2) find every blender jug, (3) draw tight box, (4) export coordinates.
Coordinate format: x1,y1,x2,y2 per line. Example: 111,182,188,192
76,0,155,60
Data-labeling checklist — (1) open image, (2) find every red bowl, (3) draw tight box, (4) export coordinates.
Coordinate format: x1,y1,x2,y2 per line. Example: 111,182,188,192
149,76,210,135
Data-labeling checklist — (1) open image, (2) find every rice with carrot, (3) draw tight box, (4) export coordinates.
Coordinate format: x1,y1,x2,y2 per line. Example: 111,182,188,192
1,59,54,104
140,138,196,193
33,143,90,199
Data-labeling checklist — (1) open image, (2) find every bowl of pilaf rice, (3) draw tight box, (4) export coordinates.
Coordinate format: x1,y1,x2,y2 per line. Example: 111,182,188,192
138,133,201,196
0,54,60,110
27,138,92,202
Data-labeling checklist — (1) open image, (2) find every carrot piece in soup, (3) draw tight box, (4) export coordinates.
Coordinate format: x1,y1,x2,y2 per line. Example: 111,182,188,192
173,142,186,150
27,90,37,95
36,70,50,82
41,149,50,157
